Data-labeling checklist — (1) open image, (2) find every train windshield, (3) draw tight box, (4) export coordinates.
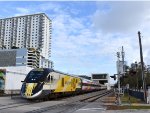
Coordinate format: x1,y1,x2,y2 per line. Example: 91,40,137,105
25,70,47,83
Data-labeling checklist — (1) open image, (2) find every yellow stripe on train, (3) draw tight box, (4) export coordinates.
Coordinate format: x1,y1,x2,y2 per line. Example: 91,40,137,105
54,75,81,93
25,83,37,96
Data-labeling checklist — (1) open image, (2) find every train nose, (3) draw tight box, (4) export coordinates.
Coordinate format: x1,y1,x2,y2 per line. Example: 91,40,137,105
21,82,43,99
21,83,37,97
24,83,37,96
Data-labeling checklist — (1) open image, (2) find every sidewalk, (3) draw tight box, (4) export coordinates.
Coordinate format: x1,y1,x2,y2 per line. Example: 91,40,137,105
101,92,150,110
101,96,116,106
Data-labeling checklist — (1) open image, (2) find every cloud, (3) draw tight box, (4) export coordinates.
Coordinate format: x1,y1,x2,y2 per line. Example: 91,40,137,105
38,2,65,14
2,1,150,79
92,1,150,34
15,7,30,16
50,5,141,76
91,1,150,67
11,2,64,17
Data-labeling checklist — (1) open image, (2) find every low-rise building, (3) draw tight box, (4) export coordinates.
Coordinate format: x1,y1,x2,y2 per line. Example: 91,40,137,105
91,73,110,90
0,66,33,94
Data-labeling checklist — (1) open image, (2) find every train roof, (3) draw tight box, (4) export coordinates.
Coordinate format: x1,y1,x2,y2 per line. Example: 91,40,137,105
32,68,93,81
30,68,100,85
32,68,80,78
52,69,92,81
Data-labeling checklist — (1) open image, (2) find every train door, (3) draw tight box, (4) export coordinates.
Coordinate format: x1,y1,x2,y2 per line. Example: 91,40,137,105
47,73,55,90
47,74,54,84
43,74,51,90
49,72,60,91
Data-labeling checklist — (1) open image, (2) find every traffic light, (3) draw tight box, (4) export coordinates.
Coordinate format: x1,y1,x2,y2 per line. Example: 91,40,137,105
110,75,116,80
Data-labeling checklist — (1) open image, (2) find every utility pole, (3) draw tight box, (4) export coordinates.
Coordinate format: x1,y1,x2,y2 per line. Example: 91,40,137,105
117,52,121,105
121,46,125,76
138,31,146,102
135,61,138,90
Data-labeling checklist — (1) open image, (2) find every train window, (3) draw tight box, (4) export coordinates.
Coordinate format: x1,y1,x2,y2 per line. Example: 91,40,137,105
25,71,44,82
48,75,50,81
71,79,73,87
62,78,64,87
51,76,53,82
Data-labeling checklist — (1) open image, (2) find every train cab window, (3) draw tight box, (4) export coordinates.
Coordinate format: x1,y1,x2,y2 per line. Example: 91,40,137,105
62,78,64,87
51,76,53,82
47,75,54,83
25,71,44,83
47,75,50,81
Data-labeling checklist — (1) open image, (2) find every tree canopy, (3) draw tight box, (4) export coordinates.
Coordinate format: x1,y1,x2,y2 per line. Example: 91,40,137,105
120,62,150,90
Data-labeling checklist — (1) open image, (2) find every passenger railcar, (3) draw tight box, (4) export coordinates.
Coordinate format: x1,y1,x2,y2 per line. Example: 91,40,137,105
21,68,102,99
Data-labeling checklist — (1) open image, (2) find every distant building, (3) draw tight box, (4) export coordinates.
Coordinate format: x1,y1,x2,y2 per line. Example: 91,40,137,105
39,56,52,68
91,73,110,90
0,13,52,59
78,75,91,80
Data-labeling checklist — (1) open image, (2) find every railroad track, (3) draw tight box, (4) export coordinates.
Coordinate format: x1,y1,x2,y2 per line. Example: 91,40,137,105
0,93,73,111
80,90,112,102
0,100,39,110
0,90,112,113
25,90,112,113
25,102,87,113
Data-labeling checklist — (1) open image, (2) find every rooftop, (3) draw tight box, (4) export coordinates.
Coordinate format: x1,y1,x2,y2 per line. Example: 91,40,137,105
0,13,51,21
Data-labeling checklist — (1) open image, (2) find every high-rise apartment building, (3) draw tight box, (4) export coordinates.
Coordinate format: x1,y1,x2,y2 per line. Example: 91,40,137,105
0,13,52,59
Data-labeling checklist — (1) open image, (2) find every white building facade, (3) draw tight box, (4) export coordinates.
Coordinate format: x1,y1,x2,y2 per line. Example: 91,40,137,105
0,66,33,94
0,13,52,59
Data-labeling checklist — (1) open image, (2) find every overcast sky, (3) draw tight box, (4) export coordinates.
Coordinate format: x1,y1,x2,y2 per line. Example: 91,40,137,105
0,1,150,83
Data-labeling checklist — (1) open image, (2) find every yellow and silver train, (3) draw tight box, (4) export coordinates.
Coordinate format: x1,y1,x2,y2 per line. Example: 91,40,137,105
21,68,103,99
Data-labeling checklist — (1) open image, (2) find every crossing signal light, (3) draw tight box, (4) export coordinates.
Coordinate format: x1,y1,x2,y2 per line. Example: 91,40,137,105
110,75,116,80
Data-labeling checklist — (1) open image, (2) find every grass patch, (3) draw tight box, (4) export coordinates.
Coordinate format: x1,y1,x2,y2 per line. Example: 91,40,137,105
121,93,143,103
107,105,150,110
106,93,149,110
129,106,150,109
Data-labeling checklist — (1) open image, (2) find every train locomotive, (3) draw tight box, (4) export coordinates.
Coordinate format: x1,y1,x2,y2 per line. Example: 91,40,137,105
21,68,102,99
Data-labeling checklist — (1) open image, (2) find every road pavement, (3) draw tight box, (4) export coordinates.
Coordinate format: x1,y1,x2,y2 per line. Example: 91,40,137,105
0,91,150,113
